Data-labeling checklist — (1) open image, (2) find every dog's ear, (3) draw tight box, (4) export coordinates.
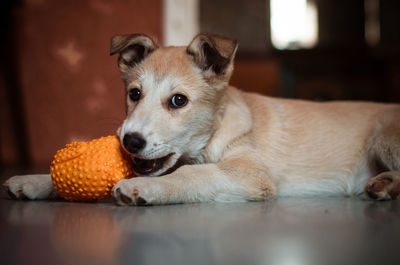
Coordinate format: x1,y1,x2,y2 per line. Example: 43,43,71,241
110,33,158,70
186,33,238,76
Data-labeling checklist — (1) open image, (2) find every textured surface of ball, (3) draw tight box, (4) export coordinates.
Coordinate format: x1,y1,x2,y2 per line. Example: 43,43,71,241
51,136,135,201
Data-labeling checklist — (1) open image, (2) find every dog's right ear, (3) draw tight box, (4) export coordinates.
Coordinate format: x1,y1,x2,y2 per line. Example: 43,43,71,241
110,34,159,71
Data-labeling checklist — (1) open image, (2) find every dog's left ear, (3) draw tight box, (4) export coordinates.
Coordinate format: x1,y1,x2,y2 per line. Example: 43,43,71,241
186,33,238,76
110,33,159,72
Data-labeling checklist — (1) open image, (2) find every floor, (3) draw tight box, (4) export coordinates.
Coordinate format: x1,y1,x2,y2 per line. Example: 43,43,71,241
0,188,399,265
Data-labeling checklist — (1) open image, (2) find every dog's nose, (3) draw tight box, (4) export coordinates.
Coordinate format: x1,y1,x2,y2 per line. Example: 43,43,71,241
123,132,146,154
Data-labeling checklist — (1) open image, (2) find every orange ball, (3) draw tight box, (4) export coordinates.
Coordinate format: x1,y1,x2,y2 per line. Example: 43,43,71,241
51,136,135,201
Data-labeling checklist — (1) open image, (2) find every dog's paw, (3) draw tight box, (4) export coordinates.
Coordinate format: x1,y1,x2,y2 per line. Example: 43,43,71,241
364,171,400,200
112,178,161,206
3,177,27,200
3,174,55,200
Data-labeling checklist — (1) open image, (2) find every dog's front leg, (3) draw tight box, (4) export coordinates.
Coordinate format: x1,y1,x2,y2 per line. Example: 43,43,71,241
112,154,277,206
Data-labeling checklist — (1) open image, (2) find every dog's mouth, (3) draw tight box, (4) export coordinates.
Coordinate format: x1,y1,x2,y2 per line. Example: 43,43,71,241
132,153,175,175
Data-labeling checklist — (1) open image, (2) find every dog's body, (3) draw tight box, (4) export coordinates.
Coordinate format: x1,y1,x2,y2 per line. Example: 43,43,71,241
4,33,400,205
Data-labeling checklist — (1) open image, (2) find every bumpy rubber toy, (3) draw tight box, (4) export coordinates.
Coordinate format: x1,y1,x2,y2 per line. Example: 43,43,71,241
51,136,135,201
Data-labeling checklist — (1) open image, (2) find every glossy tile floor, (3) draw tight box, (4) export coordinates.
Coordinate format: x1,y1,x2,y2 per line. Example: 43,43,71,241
0,191,399,265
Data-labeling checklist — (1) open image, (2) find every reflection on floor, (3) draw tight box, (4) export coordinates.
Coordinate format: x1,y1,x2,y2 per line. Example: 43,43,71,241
0,195,399,265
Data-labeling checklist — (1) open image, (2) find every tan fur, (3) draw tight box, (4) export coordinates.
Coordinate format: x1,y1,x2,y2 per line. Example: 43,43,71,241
4,33,400,205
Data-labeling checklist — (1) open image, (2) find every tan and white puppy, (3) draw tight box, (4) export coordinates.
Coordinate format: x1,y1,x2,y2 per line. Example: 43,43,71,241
4,33,400,205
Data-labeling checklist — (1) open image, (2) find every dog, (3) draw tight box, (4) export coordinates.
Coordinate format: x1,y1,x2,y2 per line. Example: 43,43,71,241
3,33,400,205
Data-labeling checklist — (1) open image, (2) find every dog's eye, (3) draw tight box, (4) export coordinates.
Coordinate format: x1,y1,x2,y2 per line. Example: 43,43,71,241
169,94,188,108
129,88,141,101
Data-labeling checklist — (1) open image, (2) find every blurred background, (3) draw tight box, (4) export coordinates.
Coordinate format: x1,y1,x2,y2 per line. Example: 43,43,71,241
1,0,399,176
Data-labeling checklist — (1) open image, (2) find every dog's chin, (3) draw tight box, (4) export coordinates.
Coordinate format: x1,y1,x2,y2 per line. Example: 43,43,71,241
130,153,178,177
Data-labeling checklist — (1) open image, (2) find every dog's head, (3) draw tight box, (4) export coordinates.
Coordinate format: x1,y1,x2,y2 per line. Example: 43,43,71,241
110,33,238,176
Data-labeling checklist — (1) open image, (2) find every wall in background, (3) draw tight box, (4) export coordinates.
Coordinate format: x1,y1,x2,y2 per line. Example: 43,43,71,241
1,0,163,170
